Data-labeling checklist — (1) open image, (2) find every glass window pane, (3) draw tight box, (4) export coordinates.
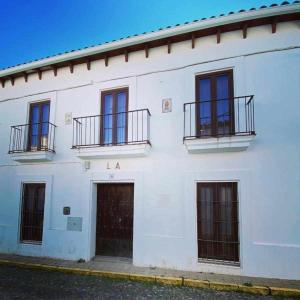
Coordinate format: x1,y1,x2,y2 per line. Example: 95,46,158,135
30,105,40,148
216,75,231,135
200,186,213,238
116,92,126,144
41,103,50,135
219,186,232,237
103,94,113,144
198,78,212,136
41,103,50,148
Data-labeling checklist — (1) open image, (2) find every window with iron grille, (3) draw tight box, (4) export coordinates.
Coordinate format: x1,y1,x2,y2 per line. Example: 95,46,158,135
20,183,46,243
197,182,239,264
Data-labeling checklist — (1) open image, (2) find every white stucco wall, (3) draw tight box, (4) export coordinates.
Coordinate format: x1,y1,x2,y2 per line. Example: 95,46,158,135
0,21,300,279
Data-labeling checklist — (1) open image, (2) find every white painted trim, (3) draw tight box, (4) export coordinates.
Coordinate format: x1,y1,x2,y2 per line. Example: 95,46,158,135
15,175,53,255
87,171,144,265
22,91,57,126
74,144,151,159
183,169,251,275
1,4,299,77
184,135,255,153
253,242,300,248
10,151,55,162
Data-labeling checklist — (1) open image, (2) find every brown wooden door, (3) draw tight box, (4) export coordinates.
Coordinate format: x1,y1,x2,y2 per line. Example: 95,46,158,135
96,183,134,258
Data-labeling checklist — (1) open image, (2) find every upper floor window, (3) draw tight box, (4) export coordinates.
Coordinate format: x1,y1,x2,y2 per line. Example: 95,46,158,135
9,100,56,159
28,101,50,151
196,70,234,137
101,88,128,145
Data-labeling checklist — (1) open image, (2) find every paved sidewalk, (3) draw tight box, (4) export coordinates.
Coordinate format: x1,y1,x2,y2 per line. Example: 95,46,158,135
0,253,299,297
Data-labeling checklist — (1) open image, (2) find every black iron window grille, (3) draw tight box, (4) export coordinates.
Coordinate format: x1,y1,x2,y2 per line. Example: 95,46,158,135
197,182,239,264
20,183,46,243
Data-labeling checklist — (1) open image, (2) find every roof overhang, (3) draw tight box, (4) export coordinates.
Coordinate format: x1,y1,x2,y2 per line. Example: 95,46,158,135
1,3,300,81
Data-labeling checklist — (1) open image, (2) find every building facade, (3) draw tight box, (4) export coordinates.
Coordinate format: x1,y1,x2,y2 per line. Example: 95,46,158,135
0,3,300,280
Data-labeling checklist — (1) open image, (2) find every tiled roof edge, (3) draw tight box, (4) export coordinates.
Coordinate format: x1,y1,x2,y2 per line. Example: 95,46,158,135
0,1,299,77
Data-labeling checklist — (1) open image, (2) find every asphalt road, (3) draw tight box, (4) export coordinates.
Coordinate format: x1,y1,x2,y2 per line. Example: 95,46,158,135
0,265,293,300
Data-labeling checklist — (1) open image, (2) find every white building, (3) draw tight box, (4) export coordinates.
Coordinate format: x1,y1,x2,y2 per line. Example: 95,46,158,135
0,2,299,280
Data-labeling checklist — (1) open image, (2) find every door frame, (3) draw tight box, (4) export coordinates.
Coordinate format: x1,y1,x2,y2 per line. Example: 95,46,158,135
95,182,134,258
88,171,143,263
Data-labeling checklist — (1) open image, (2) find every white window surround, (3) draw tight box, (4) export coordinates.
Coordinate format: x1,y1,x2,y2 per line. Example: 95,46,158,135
184,135,255,154
73,143,151,159
88,171,144,264
9,92,57,162
15,175,53,255
74,79,151,159
183,170,251,275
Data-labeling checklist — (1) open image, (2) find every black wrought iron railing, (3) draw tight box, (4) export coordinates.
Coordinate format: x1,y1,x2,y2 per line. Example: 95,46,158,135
9,122,56,153
183,95,255,140
72,109,151,148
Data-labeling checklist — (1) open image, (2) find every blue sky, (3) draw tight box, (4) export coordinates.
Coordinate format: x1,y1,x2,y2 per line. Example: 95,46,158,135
0,0,283,70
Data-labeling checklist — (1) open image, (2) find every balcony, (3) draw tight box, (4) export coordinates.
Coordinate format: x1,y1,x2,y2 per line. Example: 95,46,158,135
72,109,151,159
8,122,56,162
183,95,255,153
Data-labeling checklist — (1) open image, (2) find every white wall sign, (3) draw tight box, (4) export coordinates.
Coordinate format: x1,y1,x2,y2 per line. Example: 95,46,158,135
162,98,172,113
65,112,72,125
107,162,121,170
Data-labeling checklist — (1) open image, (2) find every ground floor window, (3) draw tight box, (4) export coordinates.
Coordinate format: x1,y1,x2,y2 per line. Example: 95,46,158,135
197,182,239,263
20,183,46,243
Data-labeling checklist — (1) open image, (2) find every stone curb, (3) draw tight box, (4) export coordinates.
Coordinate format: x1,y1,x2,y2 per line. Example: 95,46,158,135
0,259,299,298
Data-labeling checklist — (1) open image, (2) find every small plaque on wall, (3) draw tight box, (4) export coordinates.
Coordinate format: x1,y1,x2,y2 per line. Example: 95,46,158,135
63,207,71,215
162,98,172,113
65,112,72,125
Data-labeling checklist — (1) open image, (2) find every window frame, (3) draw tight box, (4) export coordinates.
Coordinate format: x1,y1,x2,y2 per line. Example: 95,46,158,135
28,100,51,151
20,183,46,244
195,70,235,137
196,181,239,265
100,87,129,146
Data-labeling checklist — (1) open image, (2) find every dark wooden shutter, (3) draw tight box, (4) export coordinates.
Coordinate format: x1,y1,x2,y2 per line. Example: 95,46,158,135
197,182,239,263
20,183,46,243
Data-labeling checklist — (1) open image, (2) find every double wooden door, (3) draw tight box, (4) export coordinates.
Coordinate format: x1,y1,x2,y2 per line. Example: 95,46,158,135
96,183,134,258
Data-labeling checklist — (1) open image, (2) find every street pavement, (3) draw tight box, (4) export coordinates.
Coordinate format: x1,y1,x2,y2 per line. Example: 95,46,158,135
0,265,294,299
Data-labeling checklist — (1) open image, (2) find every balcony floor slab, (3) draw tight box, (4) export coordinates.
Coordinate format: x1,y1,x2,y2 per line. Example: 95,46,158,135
73,143,151,159
10,151,55,163
184,135,255,154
